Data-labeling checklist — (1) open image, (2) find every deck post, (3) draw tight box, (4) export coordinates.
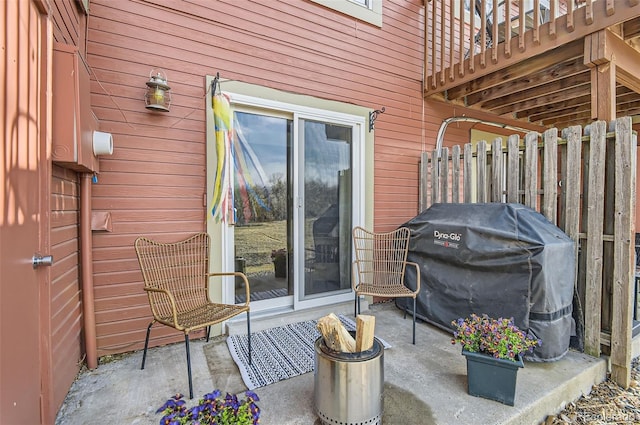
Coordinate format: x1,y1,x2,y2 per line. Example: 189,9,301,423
584,31,616,122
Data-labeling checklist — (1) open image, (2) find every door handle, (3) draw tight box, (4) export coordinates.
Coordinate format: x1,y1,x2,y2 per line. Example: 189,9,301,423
32,254,53,268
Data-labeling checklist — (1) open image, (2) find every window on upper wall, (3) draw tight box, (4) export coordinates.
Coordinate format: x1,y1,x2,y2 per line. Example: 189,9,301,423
350,0,372,9
309,0,382,27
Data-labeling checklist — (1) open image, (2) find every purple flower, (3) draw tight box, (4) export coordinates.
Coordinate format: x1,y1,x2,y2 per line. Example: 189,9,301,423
451,314,542,361
157,389,260,424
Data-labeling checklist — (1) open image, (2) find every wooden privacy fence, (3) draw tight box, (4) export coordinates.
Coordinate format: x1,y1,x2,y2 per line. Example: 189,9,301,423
419,116,637,387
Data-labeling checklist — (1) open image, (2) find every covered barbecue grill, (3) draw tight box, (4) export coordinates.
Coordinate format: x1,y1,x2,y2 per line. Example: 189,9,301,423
395,203,575,361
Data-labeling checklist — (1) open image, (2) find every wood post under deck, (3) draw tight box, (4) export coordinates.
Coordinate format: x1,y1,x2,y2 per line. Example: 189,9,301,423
584,28,640,122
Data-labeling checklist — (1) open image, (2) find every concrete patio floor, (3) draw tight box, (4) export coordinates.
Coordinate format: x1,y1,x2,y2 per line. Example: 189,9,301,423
55,302,607,425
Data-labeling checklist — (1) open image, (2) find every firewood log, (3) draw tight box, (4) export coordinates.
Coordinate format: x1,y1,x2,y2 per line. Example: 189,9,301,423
355,315,375,351
316,313,356,353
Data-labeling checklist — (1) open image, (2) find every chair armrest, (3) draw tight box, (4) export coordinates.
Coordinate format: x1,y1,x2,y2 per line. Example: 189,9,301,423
207,272,251,307
405,261,421,294
143,287,180,325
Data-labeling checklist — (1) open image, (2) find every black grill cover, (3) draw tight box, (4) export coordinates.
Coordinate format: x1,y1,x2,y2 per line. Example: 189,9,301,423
395,203,575,361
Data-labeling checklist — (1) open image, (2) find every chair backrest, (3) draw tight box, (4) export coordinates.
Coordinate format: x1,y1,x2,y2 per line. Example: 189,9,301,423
135,232,211,319
352,226,411,289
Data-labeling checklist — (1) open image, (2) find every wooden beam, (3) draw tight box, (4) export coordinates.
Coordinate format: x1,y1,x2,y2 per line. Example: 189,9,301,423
623,18,640,38
586,28,640,94
465,56,588,106
490,82,590,115
529,100,592,123
543,111,592,127
481,73,591,110
517,94,591,119
446,41,584,100
603,27,640,89
618,70,640,94
541,86,640,126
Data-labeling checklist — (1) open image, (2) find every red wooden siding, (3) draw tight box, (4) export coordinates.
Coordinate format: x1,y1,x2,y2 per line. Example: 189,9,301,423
48,0,89,415
50,165,82,412
83,0,541,354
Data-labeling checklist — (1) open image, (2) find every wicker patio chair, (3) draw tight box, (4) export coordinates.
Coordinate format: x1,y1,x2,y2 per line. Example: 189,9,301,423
134,232,251,399
352,226,421,344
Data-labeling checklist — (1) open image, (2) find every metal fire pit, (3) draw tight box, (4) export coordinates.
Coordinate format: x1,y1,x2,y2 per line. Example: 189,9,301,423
313,334,384,425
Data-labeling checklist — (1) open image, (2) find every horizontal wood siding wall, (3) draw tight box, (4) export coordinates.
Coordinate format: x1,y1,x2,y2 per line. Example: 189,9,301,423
50,165,82,411
86,0,432,354
73,0,548,358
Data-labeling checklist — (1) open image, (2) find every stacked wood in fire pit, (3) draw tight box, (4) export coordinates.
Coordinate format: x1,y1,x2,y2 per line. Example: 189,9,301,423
316,313,376,353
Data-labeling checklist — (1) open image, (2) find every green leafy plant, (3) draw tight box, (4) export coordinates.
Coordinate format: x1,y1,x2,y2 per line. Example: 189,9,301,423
156,390,260,425
451,314,541,361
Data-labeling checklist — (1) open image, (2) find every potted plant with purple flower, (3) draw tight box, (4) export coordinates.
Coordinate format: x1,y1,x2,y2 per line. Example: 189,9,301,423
156,390,260,424
451,314,541,406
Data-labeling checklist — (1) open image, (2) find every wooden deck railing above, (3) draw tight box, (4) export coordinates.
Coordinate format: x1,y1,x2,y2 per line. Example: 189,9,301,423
425,0,640,96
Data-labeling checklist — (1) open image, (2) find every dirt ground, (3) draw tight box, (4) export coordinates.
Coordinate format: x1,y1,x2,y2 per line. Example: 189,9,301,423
543,357,640,424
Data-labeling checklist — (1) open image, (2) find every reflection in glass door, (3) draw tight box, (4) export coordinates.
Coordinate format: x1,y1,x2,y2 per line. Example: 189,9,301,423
228,105,358,310
232,111,292,305
300,120,352,298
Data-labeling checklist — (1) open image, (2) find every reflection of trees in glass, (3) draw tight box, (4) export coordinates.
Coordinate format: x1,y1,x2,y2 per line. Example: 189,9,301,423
268,174,286,221
305,178,337,219
233,174,336,224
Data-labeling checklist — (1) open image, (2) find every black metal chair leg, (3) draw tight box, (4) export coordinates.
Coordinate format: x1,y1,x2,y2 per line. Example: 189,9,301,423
247,310,252,365
206,326,211,342
184,334,193,399
412,297,417,345
355,293,361,316
141,322,153,370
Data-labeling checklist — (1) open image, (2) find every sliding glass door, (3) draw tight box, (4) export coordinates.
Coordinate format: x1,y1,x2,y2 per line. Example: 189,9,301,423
228,98,361,313
299,119,352,299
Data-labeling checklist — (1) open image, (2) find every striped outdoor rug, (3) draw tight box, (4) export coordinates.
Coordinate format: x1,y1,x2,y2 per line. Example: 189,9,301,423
226,315,390,390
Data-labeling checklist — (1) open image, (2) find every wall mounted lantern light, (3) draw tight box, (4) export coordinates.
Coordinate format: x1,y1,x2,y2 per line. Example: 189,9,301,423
145,69,171,112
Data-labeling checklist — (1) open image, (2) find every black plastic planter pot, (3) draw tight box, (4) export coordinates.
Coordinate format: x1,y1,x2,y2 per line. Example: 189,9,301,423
463,350,524,406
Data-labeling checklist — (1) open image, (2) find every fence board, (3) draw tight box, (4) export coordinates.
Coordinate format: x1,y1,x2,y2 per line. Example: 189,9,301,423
464,143,472,202
524,132,539,209
563,126,583,240
452,145,461,203
543,128,558,224
441,147,449,203
611,117,636,387
583,121,607,357
431,150,439,205
421,118,637,387
564,125,585,351
477,140,487,202
492,139,504,202
507,134,520,204
420,152,429,212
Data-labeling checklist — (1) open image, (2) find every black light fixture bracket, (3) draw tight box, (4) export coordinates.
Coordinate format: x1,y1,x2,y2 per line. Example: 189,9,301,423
369,107,386,132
